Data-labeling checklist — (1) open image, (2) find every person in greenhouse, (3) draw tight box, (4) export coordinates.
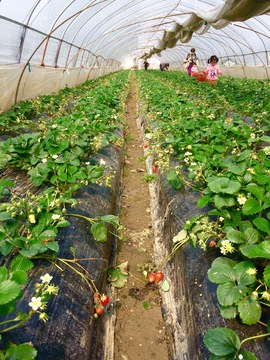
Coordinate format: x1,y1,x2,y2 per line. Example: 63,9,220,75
184,48,198,76
204,55,222,85
143,60,150,70
160,63,169,71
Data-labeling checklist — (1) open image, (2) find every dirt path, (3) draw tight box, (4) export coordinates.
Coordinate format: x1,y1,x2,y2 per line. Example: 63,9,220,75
113,72,169,360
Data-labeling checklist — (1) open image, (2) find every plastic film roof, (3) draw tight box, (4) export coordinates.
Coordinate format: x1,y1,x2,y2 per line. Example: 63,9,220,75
0,0,270,69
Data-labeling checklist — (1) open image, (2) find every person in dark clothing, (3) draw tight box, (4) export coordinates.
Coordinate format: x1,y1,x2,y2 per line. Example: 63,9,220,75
160,63,169,71
143,60,150,70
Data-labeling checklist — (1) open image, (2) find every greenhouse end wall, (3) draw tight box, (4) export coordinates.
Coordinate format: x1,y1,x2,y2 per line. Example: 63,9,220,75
0,65,269,113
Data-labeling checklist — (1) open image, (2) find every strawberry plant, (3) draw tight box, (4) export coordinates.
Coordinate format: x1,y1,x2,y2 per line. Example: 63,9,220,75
0,255,59,358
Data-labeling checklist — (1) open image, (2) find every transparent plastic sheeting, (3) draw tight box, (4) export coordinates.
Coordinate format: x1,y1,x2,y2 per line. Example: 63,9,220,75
0,0,269,111
0,0,269,68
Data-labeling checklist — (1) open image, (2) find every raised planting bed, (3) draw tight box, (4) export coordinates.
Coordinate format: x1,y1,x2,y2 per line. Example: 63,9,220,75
0,71,130,359
135,69,270,359
0,144,124,359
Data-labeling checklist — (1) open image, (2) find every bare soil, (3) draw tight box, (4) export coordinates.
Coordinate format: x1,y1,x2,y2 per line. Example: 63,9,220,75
114,73,169,360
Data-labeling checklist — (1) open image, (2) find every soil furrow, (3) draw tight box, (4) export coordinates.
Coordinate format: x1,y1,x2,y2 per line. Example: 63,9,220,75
114,72,169,360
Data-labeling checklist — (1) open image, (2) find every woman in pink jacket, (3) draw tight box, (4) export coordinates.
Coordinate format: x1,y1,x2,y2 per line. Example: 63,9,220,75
204,55,222,85
184,48,198,76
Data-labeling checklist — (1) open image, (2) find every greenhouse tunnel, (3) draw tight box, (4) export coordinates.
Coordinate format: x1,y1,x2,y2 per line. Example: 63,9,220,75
0,0,270,359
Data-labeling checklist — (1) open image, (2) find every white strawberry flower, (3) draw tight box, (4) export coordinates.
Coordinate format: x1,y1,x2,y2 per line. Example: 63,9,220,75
237,194,247,205
40,273,53,284
29,297,42,311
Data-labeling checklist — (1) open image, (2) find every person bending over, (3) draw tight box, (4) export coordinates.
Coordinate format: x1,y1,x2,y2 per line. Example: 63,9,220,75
160,63,169,71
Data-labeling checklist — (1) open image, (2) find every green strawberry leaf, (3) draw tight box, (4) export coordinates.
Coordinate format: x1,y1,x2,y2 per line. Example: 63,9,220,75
4,343,37,360
217,282,247,306
220,305,237,319
10,255,34,273
107,267,128,288
242,198,262,215
197,194,211,208
227,230,246,244
204,328,240,356
228,161,246,175
246,185,265,200
213,194,236,209
234,261,256,285
10,270,28,285
166,171,183,190
253,217,270,234
243,227,259,245
0,280,21,305
238,296,261,325
46,241,59,252
99,215,119,228
208,258,236,284
91,222,107,243
240,240,270,260
0,267,8,282
207,177,241,194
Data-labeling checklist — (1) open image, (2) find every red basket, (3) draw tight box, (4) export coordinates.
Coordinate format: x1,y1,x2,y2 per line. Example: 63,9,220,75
196,73,206,82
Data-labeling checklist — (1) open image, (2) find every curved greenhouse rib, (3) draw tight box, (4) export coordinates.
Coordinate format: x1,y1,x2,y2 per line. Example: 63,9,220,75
233,19,270,65
14,3,110,104
78,2,182,67
63,0,113,69
232,25,266,66
53,1,104,67
40,0,108,67
79,1,182,58
143,0,181,50
17,0,43,63
40,0,77,66
65,12,178,69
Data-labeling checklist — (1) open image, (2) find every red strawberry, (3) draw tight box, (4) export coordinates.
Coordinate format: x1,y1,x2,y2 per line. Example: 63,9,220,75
100,294,110,307
123,131,127,136
152,167,158,173
95,305,104,316
155,271,164,283
148,272,156,283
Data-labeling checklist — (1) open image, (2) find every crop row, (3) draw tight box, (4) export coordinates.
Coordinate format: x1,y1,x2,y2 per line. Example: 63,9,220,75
0,70,130,358
135,69,270,359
